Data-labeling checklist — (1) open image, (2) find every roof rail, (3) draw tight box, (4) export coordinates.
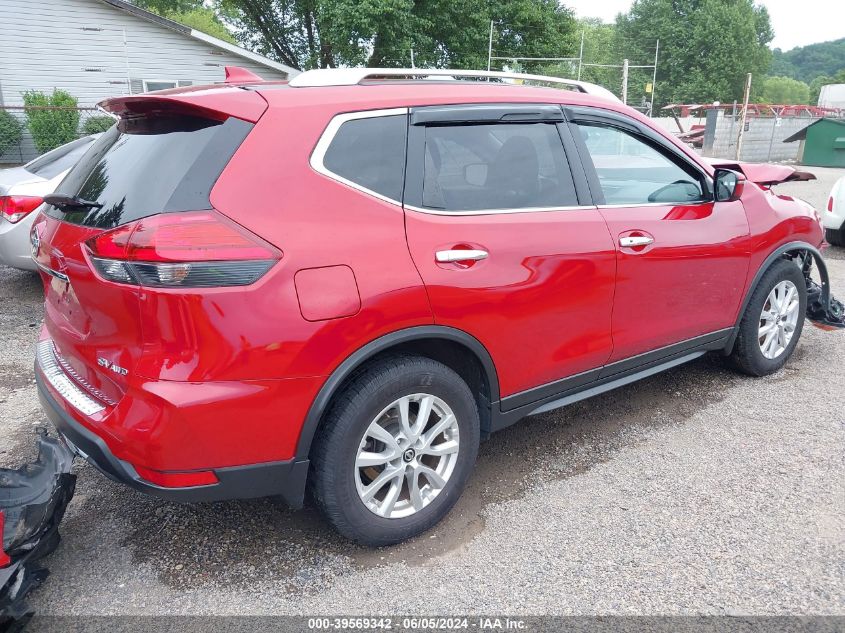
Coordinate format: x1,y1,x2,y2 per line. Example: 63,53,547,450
287,68,621,103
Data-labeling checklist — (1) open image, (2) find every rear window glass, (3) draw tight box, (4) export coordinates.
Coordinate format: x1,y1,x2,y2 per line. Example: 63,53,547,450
26,135,98,180
322,114,407,201
46,114,253,228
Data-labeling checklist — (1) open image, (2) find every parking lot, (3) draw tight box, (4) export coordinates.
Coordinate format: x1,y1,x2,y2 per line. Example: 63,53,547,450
1,167,843,616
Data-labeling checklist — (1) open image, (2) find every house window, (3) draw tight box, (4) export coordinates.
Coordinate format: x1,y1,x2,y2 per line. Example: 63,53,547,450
143,80,178,92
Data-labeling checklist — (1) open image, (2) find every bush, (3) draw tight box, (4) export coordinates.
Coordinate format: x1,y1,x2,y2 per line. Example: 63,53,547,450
82,115,115,135
23,89,81,154
0,110,23,157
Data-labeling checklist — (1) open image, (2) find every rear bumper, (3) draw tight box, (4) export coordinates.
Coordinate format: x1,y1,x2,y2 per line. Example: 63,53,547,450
36,372,309,506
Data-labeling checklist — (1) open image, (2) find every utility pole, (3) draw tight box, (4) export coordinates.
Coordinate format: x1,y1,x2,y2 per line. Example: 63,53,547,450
487,20,494,72
649,39,659,114
577,30,585,80
735,73,752,160
621,58,629,105
410,48,415,68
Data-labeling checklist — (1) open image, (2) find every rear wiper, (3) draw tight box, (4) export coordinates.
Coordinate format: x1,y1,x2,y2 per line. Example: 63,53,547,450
43,193,103,211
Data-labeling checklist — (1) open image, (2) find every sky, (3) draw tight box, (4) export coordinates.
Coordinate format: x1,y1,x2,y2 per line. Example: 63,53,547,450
563,0,845,50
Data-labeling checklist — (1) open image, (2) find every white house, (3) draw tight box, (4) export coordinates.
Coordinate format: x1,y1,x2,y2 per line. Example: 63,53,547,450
0,0,298,108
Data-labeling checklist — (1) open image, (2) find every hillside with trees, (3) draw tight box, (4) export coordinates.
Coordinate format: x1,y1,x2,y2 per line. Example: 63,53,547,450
771,39,845,83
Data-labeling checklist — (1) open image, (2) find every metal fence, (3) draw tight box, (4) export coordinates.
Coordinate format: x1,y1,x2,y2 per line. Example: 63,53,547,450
0,106,114,165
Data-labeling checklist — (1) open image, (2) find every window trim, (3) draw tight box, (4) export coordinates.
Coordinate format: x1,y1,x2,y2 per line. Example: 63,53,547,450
310,107,409,206
404,203,594,217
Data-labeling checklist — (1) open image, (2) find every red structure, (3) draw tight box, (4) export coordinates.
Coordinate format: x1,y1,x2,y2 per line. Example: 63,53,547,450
663,103,845,118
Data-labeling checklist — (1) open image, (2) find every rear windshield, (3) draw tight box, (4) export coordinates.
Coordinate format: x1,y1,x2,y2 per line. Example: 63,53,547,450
26,135,98,180
46,114,253,228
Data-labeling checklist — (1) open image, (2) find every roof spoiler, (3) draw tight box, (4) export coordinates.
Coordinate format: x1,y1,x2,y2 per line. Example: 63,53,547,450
99,89,268,123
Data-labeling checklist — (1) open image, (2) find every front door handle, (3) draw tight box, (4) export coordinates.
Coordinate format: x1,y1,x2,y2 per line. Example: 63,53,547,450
435,249,489,263
619,235,654,248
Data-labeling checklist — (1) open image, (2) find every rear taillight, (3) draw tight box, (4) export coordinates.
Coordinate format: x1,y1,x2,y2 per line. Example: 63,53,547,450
0,511,9,568
829,197,835,212
0,195,43,223
85,211,280,288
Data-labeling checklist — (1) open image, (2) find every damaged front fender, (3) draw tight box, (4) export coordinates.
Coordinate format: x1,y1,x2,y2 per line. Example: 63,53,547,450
0,432,75,630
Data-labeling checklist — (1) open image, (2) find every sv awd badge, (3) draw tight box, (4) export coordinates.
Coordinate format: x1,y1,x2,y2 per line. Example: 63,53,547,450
98,357,128,376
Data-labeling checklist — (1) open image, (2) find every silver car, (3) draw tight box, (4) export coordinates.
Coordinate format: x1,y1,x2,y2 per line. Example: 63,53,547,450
0,135,99,271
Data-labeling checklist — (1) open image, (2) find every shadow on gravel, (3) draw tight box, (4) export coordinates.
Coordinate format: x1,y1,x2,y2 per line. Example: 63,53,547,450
61,354,742,594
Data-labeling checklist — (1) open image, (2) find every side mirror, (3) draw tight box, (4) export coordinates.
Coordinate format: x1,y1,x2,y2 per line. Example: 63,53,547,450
464,163,488,187
714,168,746,202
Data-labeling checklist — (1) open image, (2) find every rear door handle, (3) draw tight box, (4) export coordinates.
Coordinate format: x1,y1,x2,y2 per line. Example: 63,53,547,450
435,249,489,263
619,235,654,248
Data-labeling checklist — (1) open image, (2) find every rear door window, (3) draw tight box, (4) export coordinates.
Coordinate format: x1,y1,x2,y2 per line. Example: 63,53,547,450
420,123,578,212
46,114,253,228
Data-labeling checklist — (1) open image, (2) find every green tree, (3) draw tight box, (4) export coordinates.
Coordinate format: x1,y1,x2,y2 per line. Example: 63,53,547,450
131,0,203,12
0,110,23,157
82,115,116,135
541,18,621,92
615,0,773,107
770,48,797,78
809,75,833,105
23,89,81,154
215,0,577,71
760,75,810,104
167,7,236,43
130,1,235,43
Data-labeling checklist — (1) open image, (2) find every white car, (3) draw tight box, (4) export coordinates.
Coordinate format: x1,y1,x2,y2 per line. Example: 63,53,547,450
0,135,99,271
824,175,845,246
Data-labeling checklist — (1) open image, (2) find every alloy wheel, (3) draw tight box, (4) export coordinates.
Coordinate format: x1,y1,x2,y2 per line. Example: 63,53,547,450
355,393,460,519
758,280,800,359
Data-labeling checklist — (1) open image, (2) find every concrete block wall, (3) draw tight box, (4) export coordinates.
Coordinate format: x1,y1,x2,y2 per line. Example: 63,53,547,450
702,110,811,162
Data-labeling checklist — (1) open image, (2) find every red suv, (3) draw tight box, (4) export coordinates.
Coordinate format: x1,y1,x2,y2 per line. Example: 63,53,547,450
32,68,842,545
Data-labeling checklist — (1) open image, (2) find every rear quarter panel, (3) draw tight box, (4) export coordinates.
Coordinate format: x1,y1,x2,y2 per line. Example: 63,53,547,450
184,103,433,383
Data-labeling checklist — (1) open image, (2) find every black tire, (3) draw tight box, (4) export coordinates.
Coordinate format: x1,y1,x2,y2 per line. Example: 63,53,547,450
309,355,480,546
825,227,844,247
730,258,806,376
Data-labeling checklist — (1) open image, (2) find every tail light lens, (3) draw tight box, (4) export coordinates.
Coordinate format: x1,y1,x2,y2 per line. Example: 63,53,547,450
85,211,281,288
829,197,835,212
0,511,9,568
0,195,43,223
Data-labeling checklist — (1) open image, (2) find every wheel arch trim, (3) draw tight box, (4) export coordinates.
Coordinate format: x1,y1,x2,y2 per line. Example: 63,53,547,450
725,240,828,351
294,325,500,460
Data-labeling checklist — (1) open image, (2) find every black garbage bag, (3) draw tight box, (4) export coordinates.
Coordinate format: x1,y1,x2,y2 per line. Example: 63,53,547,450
0,432,75,632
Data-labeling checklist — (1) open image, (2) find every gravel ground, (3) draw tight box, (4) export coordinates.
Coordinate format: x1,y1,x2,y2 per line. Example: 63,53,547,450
1,166,843,617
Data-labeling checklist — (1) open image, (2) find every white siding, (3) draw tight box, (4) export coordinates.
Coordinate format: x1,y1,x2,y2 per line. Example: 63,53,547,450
0,0,290,107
